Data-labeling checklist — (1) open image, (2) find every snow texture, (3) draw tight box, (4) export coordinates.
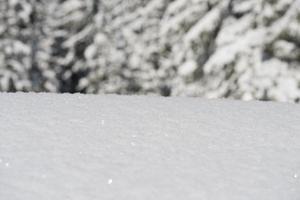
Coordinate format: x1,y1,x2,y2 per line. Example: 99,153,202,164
0,93,300,199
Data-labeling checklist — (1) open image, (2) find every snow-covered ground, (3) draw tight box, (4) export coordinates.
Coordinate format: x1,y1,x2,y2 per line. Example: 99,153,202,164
0,93,299,199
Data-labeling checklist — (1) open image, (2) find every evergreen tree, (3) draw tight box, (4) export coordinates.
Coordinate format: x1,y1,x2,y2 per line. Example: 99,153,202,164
44,0,98,93
0,0,300,102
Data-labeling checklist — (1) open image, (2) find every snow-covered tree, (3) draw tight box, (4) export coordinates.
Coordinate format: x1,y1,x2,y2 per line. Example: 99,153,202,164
200,0,300,102
0,0,35,91
0,0,55,92
1,0,300,102
81,0,300,102
80,0,171,95
42,0,98,92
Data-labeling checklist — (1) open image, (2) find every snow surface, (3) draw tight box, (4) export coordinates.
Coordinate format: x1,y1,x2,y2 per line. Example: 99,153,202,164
0,93,300,200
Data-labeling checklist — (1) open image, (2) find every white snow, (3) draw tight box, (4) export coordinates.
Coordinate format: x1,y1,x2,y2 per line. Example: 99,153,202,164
0,93,300,200
178,60,198,77
107,179,113,185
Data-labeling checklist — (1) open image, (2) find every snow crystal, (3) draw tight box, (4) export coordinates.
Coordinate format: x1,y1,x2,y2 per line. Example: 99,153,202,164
107,179,113,185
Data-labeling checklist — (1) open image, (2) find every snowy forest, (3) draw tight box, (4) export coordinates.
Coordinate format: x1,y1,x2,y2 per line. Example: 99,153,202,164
0,0,300,102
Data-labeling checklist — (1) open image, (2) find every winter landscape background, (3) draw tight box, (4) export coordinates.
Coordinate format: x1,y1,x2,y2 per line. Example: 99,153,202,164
1,0,300,102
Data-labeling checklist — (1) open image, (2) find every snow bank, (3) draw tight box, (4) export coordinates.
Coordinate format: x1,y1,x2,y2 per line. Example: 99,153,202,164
0,93,299,199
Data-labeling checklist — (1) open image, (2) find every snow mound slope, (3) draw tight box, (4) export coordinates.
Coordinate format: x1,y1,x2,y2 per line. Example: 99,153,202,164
0,93,299,200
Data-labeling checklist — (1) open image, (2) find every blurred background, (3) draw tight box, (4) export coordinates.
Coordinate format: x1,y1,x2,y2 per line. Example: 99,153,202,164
0,0,300,102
